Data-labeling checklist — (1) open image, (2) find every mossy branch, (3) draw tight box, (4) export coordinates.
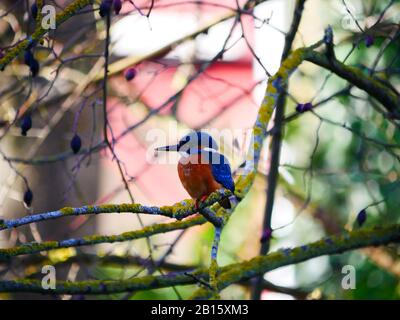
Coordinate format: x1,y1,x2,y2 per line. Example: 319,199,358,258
0,189,231,231
0,0,94,71
189,223,400,299
233,39,400,205
1,26,399,298
0,216,207,261
304,50,399,116
1,223,399,294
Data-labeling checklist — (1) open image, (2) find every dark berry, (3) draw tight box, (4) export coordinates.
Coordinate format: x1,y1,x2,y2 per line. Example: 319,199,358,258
23,188,33,207
99,0,112,17
296,102,312,113
124,67,137,81
296,103,304,113
357,209,367,227
29,58,40,77
24,50,39,76
365,35,374,48
70,134,82,154
20,115,32,136
24,50,34,66
323,26,333,45
114,0,122,15
31,3,38,20
260,228,272,243
302,102,313,111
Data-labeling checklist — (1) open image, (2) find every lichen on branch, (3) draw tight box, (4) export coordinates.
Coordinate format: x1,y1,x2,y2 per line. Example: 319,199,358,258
0,0,94,71
1,223,399,295
0,216,207,260
0,189,232,231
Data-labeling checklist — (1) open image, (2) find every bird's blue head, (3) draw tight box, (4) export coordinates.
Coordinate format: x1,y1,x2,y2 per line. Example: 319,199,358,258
155,131,218,154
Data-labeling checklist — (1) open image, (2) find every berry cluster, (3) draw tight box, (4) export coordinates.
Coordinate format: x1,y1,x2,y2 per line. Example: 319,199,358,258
296,102,313,113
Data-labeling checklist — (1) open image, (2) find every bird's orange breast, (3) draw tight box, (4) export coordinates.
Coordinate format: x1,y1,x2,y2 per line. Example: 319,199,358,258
177,153,222,200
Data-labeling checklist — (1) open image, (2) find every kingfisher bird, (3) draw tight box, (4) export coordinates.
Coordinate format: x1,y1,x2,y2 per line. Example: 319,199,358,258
155,131,235,209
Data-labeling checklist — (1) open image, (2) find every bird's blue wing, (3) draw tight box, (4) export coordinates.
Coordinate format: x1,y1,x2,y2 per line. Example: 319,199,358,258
210,153,235,192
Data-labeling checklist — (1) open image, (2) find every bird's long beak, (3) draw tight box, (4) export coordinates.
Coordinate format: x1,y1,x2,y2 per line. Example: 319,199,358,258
155,144,179,152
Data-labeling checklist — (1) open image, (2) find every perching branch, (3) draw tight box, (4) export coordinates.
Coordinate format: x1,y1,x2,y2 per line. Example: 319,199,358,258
0,189,231,231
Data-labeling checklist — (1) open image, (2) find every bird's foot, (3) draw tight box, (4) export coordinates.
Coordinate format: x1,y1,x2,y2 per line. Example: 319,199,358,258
195,195,208,211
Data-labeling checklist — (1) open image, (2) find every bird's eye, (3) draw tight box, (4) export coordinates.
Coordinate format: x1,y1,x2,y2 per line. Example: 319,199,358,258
179,136,190,147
